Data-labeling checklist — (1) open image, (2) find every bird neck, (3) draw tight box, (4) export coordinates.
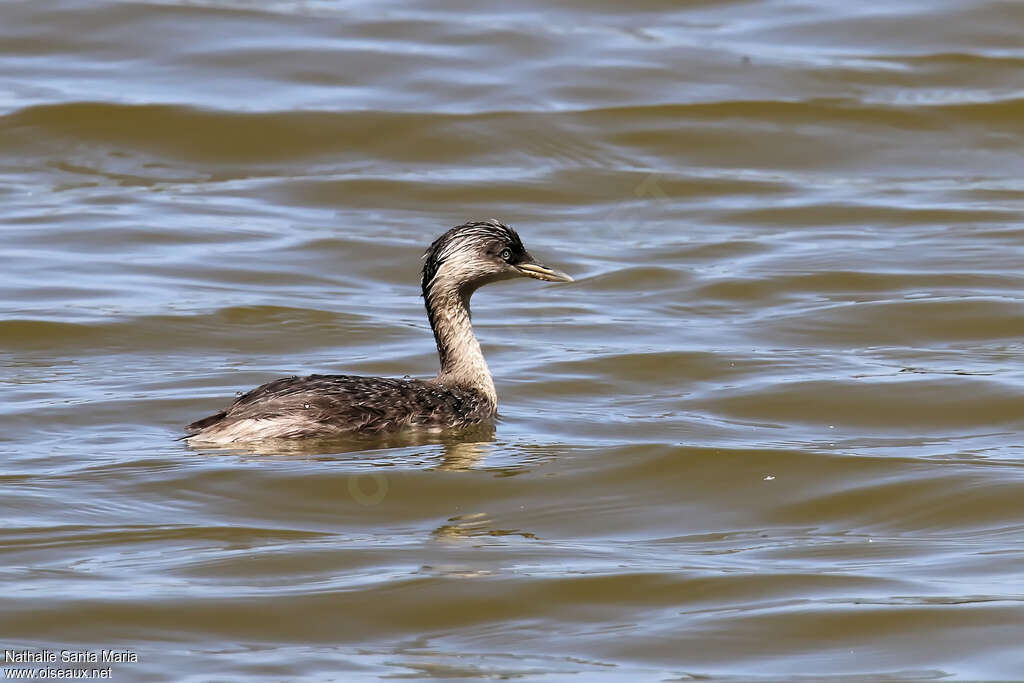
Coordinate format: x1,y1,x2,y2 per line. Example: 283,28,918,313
423,278,497,408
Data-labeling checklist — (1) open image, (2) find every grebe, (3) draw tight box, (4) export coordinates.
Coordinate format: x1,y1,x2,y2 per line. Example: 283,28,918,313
185,219,573,444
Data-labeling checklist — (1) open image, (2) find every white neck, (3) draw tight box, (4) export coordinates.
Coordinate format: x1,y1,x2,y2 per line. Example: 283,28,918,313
424,273,498,408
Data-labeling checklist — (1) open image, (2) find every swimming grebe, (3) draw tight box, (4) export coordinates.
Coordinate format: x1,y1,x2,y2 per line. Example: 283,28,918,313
185,219,572,444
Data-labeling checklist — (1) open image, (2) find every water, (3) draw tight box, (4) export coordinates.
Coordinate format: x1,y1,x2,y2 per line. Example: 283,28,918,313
2,0,1023,680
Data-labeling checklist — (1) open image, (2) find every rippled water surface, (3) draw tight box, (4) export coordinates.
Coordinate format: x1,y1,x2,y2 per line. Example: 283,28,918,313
2,1,1024,680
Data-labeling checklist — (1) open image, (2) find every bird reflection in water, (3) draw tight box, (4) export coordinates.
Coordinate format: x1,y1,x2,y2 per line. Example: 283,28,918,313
186,423,498,470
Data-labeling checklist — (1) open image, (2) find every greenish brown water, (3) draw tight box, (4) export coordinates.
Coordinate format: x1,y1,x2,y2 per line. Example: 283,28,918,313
2,0,1023,680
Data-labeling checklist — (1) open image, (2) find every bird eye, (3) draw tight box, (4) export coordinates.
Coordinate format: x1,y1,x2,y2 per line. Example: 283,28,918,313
500,248,512,262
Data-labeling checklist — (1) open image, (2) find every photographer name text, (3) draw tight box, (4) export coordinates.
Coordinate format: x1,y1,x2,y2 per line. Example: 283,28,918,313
5,650,137,664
